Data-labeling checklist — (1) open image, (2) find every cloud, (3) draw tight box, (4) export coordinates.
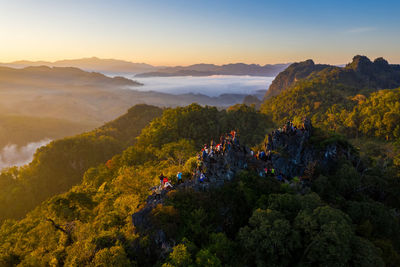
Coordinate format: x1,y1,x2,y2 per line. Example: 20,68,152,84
128,75,275,97
0,139,51,170
346,27,377,33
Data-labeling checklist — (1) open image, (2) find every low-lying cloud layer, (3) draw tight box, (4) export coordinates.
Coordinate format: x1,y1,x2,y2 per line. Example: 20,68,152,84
0,139,52,170
127,75,274,97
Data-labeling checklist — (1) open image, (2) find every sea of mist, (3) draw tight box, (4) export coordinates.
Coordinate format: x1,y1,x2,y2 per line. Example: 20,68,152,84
0,75,273,170
109,74,274,97
0,139,51,170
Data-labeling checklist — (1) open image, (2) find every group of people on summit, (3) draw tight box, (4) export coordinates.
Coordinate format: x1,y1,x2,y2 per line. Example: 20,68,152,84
153,122,309,197
200,130,240,161
195,130,241,183
154,171,183,199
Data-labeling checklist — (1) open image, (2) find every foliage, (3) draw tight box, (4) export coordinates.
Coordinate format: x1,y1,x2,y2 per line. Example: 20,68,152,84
137,103,272,149
0,104,162,221
0,101,399,266
261,56,400,141
163,244,192,267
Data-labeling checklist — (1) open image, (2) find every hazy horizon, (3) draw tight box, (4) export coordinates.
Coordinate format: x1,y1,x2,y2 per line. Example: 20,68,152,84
1,0,399,65
0,56,294,67
1,55,399,68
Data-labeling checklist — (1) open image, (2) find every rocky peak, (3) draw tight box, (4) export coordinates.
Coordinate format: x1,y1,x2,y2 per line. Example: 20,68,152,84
131,120,359,259
374,57,389,66
266,118,358,178
346,55,373,73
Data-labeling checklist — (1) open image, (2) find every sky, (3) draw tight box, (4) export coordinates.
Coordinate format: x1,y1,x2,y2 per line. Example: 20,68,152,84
0,0,399,65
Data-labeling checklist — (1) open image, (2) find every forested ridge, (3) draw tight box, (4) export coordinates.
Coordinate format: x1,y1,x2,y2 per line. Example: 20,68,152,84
0,104,162,221
1,55,400,266
262,56,400,141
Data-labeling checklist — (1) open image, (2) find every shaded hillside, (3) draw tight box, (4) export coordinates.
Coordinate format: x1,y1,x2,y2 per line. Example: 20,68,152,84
0,66,142,87
242,95,262,109
136,63,290,77
0,104,162,221
0,115,96,149
0,105,398,266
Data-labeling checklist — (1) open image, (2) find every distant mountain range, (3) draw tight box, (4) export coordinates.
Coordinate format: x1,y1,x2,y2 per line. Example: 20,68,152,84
0,57,290,77
0,57,156,74
135,63,291,77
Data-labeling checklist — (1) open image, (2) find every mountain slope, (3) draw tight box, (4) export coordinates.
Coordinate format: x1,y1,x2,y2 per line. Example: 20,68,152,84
0,105,398,266
264,56,400,100
0,65,142,87
0,104,162,221
0,115,96,149
261,56,400,129
264,59,333,98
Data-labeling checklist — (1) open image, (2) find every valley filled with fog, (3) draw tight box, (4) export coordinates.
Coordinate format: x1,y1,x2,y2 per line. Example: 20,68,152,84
0,68,274,170
114,74,273,97
0,139,51,170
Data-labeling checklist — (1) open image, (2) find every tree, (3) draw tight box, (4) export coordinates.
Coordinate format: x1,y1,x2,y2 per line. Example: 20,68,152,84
163,244,192,267
195,249,221,267
294,206,354,266
238,209,301,266
157,139,196,166
92,246,132,267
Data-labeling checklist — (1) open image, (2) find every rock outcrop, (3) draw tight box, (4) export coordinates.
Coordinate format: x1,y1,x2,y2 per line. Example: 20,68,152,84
266,118,359,178
131,120,360,259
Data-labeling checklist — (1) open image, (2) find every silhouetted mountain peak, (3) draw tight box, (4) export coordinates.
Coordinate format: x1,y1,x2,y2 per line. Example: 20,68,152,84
374,57,389,65
302,59,315,65
346,55,373,72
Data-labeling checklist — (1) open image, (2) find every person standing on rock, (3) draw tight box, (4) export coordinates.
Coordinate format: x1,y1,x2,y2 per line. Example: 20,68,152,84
260,151,266,161
159,174,165,186
202,147,208,160
163,176,169,185
199,173,206,183
177,172,183,184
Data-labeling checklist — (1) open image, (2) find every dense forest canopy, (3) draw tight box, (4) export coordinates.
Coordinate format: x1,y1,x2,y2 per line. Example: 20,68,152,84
1,55,400,266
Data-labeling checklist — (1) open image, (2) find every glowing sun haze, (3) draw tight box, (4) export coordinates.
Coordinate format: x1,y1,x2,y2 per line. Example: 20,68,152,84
1,0,399,65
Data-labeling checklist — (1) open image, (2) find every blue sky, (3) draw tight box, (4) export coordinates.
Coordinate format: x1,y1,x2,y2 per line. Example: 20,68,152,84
0,0,399,65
